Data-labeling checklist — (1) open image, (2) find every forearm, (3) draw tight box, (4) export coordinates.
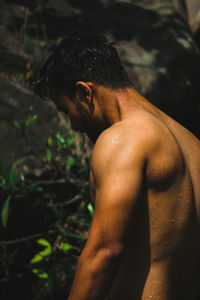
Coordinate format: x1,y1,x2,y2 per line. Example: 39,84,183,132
67,247,121,300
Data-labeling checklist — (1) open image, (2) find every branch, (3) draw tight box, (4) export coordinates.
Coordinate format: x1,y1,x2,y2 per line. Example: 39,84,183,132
27,178,66,185
1,229,55,246
46,193,83,208
26,178,88,187
0,270,31,283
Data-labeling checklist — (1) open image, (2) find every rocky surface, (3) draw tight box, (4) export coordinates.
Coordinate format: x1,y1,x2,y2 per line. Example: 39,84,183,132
0,75,61,170
0,0,200,170
186,0,200,28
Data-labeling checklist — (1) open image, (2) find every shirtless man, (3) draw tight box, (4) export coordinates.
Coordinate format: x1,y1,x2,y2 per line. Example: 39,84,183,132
34,31,200,299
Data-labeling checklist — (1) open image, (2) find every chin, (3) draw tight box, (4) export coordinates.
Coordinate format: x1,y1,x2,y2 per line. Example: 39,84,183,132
87,133,95,143
87,131,101,144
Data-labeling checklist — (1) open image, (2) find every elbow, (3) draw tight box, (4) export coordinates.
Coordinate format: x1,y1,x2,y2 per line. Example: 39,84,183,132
88,245,124,276
99,245,124,262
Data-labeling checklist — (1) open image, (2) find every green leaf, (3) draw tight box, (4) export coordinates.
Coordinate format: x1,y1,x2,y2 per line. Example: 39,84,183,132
32,269,48,279
63,230,85,240
35,186,43,192
43,193,51,199
67,136,76,149
37,247,51,258
47,137,53,147
9,166,17,189
87,203,94,217
25,115,37,128
45,277,53,292
0,180,7,190
46,148,52,162
56,37,62,46
19,23,25,40
14,121,22,130
13,157,27,168
32,268,39,275
30,253,44,264
32,269,53,292
0,160,9,183
39,272,48,279
79,219,91,228
78,163,89,173
9,157,27,189
30,239,52,264
37,238,51,248
1,195,11,228
60,242,73,252
20,173,25,181
56,133,65,145
25,146,32,154
27,183,36,191
14,121,25,135
66,157,75,172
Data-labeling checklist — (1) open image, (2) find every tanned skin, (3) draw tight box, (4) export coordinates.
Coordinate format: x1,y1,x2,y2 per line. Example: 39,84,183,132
53,82,200,300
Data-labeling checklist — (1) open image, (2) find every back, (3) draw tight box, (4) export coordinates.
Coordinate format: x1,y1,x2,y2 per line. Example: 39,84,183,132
144,111,200,298
106,109,200,300
162,111,200,222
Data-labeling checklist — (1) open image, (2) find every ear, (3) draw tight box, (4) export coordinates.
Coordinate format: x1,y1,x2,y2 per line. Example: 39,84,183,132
75,81,93,103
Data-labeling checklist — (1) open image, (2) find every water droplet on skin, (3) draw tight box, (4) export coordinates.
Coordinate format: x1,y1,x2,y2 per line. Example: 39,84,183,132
111,137,118,144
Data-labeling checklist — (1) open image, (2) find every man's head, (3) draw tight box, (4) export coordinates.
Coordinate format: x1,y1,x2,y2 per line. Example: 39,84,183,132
33,30,132,141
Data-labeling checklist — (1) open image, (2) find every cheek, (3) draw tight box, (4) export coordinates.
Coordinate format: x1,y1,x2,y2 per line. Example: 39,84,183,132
76,104,89,123
68,108,82,130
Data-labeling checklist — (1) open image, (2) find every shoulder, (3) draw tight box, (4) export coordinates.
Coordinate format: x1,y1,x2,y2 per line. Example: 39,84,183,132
91,111,161,176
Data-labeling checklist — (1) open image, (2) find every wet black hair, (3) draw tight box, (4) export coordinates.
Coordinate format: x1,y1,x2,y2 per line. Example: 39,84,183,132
33,30,133,100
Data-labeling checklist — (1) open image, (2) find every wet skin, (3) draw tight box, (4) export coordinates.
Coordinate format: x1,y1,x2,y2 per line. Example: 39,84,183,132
55,84,200,300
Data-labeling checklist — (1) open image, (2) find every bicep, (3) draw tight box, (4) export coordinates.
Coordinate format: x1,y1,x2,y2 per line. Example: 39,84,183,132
86,158,145,253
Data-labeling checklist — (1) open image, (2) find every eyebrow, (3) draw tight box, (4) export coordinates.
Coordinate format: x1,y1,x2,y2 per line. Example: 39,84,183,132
56,104,64,111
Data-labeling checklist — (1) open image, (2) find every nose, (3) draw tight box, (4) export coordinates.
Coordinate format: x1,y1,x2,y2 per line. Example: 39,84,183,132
71,123,80,132
57,105,63,112
69,117,79,131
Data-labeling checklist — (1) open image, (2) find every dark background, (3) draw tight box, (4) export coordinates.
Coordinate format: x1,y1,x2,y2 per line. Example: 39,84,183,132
0,1,200,299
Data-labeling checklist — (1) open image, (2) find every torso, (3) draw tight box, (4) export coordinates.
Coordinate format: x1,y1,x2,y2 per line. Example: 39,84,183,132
90,106,200,300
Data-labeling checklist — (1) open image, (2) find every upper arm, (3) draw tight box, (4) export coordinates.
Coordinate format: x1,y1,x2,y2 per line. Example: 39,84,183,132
86,129,148,255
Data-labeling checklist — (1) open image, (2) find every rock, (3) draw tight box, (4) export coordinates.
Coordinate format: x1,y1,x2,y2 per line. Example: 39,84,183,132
36,0,200,135
185,0,200,29
49,0,199,135
0,75,57,169
99,2,200,136
194,16,200,49
0,74,91,175
0,0,199,161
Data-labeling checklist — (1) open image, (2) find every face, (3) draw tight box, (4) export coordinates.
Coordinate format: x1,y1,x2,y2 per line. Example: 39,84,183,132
53,93,101,143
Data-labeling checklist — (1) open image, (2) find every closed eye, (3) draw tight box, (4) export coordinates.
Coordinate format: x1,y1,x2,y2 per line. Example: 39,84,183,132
57,105,63,111
56,103,66,112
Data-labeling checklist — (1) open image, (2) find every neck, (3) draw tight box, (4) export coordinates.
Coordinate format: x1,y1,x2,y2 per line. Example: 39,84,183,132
95,86,153,128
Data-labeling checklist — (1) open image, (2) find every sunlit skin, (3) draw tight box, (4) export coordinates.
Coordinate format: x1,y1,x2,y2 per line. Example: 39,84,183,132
53,82,200,300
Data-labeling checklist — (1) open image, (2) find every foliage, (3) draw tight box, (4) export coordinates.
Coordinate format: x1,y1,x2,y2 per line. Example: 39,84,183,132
0,115,93,299
0,2,94,298
30,238,52,264
0,157,27,228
